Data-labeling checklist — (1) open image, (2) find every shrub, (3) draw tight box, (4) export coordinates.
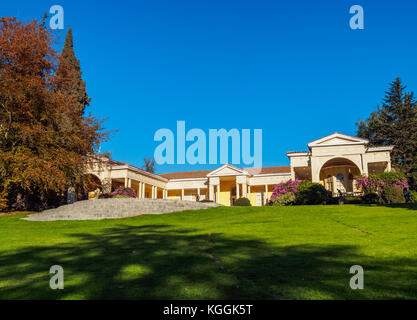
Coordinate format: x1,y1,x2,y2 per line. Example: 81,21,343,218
409,190,417,204
111,186,137,198
295,183,332,205
234,197,251,206
356,173,409,194
382,186,405,204
296,181,314,193
270,180,303,201
378,171,407,182
362,193,381,204
272,193,296,206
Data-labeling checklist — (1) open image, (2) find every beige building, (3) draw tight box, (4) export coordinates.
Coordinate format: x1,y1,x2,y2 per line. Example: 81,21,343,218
88,133,393,206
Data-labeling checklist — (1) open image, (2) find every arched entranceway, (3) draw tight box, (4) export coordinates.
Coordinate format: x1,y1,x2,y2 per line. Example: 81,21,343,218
78,174,103,200
319,158,361,195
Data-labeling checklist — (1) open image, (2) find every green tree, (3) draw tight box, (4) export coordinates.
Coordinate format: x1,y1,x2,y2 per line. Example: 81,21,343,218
356,78,417,189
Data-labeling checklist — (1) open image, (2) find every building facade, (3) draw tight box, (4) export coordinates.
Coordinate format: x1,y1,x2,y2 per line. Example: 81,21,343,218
89,133,393,206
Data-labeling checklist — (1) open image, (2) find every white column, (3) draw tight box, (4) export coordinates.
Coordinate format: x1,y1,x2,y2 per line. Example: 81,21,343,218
128,178,131,188
152,186,155,199
248,185,251,198
124,177,128,187
311,160,320,183
290,166,296,180
209,185,214,201
181,188,184,200
236,182,240,199
217,184,220,204
242,182,247,198
265,184,268,204
138,182,141,198
142,183,145,198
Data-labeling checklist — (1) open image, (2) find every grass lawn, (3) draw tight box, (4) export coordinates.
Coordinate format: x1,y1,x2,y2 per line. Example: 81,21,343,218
0,204,416,300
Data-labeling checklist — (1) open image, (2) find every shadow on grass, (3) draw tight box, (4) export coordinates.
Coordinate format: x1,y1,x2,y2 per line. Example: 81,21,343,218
0,224,416,299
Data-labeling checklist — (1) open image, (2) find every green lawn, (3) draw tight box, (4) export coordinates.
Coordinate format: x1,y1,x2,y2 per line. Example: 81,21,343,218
0,204,416,300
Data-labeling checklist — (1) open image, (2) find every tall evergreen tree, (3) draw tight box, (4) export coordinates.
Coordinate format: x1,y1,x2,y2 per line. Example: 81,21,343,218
55,27,90,115
356,78,417,189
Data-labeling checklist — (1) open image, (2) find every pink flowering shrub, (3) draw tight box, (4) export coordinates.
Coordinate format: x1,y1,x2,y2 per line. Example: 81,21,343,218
111,186,137,198
355,172,409,194
270,180,303,201
355,172,409,204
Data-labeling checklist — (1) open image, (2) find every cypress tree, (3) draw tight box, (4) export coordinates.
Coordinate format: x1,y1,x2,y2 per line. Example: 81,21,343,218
55,27,90,115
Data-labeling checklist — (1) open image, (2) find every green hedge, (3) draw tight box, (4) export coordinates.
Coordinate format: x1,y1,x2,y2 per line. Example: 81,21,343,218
382,186,405,204
410,190,417,204
272,193,295,206
295,183,332,205
234,197,251,206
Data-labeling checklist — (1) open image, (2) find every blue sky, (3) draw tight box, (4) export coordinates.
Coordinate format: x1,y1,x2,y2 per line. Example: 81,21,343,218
3,0,417,173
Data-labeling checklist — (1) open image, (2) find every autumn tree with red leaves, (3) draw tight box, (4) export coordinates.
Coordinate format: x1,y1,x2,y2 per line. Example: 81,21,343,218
0,17,108,211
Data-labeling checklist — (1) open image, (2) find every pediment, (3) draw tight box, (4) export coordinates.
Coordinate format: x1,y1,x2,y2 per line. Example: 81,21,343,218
207,164,250,177
307,133,368,148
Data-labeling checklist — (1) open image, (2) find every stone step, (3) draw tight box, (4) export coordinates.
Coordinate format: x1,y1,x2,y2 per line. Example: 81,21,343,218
23,198,221,221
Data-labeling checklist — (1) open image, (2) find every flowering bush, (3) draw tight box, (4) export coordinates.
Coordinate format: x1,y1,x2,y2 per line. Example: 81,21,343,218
270,180,303,201
111,186,137,198
355,172,409,194
355,172,408,204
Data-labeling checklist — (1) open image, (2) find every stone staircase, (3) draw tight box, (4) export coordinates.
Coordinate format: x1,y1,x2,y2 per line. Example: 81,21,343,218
22,198,221,221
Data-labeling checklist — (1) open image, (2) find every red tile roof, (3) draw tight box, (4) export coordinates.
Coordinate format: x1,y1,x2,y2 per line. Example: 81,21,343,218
245,166,291,175
159,166,291,180
159,170,213,180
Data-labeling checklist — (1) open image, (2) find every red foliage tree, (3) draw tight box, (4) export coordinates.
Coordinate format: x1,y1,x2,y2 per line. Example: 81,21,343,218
0,17,108,211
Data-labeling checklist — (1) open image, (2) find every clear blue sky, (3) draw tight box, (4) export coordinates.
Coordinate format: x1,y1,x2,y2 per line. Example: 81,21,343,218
3,0,417,173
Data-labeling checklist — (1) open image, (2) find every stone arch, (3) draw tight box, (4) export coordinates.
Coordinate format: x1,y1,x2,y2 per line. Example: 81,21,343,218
318,157,362,195
77,173,103,200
